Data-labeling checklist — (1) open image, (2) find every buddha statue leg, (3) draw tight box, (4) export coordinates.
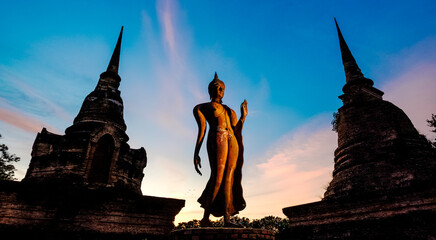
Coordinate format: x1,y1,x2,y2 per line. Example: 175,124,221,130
201,131,229,226
224,136,239,224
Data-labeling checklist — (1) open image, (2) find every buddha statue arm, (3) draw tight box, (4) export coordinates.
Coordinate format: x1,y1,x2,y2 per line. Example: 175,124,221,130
193,105,207,176
235,99,247,134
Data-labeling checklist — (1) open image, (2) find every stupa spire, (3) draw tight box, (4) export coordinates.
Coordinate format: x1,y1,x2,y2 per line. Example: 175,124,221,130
107,26,123,74
334,18,364,83
214,72,219,80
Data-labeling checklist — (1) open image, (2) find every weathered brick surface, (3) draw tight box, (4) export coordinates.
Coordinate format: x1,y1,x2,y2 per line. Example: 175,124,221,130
0,180,184,239
171,228,275,240
324,99,436,200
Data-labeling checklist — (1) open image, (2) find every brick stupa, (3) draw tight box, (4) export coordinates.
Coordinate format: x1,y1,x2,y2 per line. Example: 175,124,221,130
0,27,184,240
282,20,436,239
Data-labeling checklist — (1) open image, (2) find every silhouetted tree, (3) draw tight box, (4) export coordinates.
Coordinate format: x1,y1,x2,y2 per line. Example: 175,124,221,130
251,216,289,233
331,112,340,132
174,219,202,229
229,216,251,227
174,215,290,238
0,134,20,180
427,114,436,147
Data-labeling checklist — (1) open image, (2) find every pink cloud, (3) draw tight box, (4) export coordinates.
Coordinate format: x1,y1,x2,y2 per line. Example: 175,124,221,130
242,117,336,218
157,0,178,56
379,36,436,141
0,107,47,133
160,0,176,52
382,62,436,141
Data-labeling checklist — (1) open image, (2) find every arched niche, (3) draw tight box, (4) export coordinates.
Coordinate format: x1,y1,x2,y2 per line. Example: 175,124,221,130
88,134,115,184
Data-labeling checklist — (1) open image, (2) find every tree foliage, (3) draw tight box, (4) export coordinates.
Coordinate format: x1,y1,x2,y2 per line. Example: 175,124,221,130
250,216,289,233
0,134,21,180
427,114,436,147
175,215,289,235
331,112,340,132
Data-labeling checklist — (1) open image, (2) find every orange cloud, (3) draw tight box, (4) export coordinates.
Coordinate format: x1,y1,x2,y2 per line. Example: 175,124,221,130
0,107,47,133
242,117,336,219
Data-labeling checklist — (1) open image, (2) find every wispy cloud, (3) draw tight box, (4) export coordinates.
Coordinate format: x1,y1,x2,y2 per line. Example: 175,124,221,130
0,65,73,123
380,37,436,141
242,115,336,218
127,4,210,219
126,0,205,139
0,99,57,133
383,62,436,140
159,0,177,53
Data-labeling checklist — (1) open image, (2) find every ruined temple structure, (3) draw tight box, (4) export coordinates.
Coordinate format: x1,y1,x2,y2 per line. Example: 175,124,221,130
0,27,184,240
26,27,144,194
283,20,436,239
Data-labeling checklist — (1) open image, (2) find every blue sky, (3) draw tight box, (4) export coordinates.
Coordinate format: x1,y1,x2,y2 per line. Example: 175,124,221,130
1,0,436,223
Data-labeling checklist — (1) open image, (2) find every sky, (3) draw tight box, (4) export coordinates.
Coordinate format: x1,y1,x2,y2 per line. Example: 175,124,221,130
1,0,436,223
